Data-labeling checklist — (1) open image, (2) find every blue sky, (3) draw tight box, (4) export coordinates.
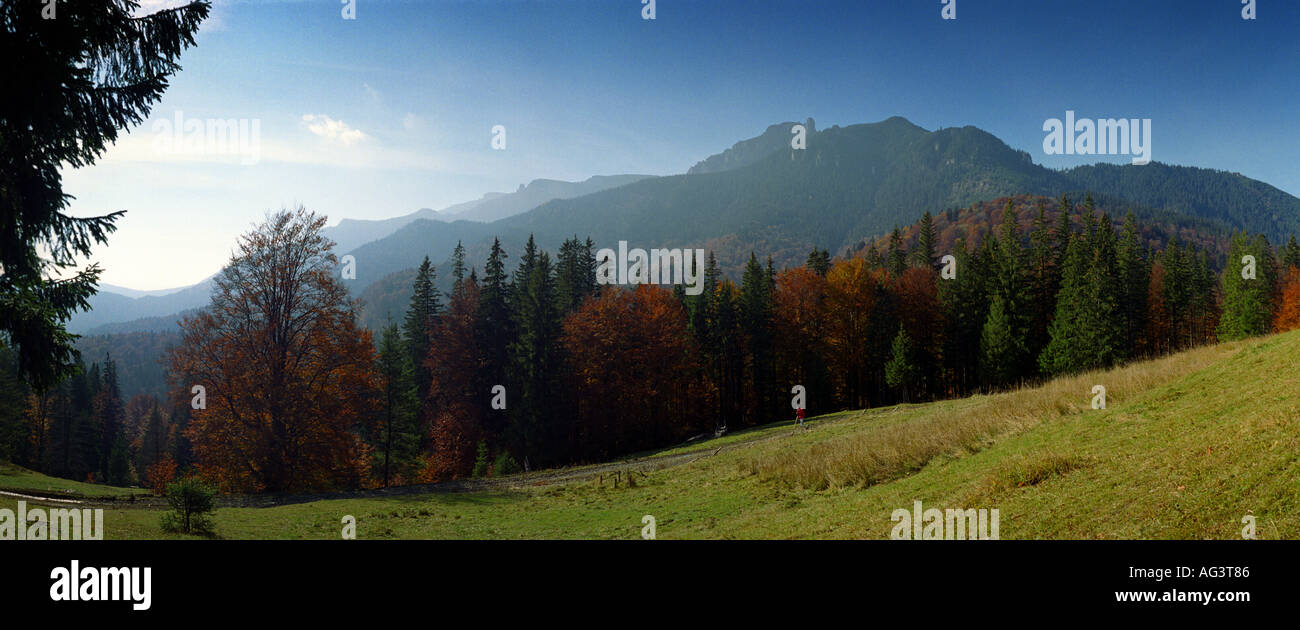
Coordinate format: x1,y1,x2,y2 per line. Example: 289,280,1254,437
64,0,1300,289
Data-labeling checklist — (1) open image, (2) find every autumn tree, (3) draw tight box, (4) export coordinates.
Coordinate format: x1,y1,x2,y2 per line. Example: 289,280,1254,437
561,286,710,459
823,257,881,408
1274,266,1300,333
773,266,830,416
423,275,483,480
169,207,378,493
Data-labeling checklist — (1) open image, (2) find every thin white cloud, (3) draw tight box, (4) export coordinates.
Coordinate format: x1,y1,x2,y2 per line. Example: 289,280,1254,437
364,83,382,106
301,114,368,146
133,0,228,30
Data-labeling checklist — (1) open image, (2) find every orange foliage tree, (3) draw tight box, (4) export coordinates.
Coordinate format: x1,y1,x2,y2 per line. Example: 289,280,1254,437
893,266,942,400
561,285,712,460
773,266,829,413
168,207,378,493
822,257,883,408
1274,266,1300,332
422,276,483,481
1144,261,1171,356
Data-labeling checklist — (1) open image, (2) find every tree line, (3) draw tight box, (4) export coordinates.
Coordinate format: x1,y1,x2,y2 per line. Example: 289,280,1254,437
3,196,1299,493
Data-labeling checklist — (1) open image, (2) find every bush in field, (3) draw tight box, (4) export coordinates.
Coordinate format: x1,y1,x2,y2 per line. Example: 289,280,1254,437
471,441,489,478
161,477,217,535
493,452,522,477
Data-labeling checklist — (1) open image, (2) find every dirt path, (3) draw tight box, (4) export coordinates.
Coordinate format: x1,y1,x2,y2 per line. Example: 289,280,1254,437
8,417,843,510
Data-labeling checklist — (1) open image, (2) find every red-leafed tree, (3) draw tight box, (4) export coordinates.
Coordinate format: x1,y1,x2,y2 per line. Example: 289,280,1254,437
562,285,712,460
893,266,943,400
773,266,829,415
422,275,484,481
169,207,378,493
822,257,883,408
1274,266,1300,333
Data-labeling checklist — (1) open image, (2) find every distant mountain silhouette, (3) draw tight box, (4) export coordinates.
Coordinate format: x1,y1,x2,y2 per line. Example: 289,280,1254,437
687,118,815,175
68,277,215,334
319,174,653,254
346,117,1300,328
77,117,1300,333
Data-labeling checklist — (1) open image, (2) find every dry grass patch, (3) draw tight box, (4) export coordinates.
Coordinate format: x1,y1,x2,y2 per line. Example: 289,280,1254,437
746,342,1239,490
981,451,1090,494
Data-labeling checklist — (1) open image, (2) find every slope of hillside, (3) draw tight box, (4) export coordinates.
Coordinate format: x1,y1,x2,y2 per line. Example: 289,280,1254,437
351,117,1300,313
1064,162,1300,243
444,175,656,223
12,330,1297,540
687,118,815,175
67,277,214,334
321,208,442,256
321,175,655,256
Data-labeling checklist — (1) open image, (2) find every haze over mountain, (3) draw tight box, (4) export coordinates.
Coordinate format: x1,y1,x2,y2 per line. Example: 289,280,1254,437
440,175,655,223
687,119,816,175
73,116,1300,334
319,174,654,255
67,277,216,334
344,117,1300,328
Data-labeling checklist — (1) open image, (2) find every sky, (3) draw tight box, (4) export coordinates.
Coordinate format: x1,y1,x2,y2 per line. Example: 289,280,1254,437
62,0,1300,290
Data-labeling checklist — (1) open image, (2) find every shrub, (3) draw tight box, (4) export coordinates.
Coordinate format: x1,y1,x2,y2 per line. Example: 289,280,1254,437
471,441,489,478
160,477,217,535
492,452,522,477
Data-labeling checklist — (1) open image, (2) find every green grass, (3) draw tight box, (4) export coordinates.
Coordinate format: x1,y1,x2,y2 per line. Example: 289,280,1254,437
0,462,146,499
5,331,1299,540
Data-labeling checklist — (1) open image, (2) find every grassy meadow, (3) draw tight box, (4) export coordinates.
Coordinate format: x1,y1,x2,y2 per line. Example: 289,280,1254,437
3,330,1298,540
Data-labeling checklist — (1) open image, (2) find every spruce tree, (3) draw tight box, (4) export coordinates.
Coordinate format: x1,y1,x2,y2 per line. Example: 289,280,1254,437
95,357,125,481
1115,214,1149,356
887,227,906,277
1026,201,1058,362
1218,232,1274,340
1039,230,1090,376
376,322,420,486
1283,236,1300,271
135,403,168,477
806,248,831,276
985,202,1031,378
1,0,211,391
980,295,1022,387
939,239,989,393
1080,216,1123,367
912,211,937,269
450,240,468,293
403,257,441,408
555,236,597,313
739,253,774,424
885,325,922,402
474,238,512,440
508,250,562,464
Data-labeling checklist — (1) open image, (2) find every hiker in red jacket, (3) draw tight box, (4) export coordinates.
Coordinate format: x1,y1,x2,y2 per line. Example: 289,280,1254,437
795,406,806,428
